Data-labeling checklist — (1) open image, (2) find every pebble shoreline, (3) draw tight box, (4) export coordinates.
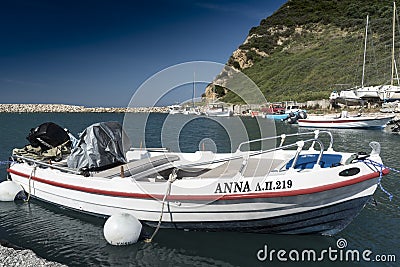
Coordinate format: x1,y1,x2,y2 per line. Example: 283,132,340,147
0,244,67,267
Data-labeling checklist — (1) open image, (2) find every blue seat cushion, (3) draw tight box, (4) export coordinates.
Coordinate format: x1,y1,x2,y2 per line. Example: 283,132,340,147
285,154,342,170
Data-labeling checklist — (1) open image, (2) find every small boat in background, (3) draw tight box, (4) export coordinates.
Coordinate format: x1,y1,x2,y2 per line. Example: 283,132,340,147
298,111,394,129
285,103,303,114
263,103,288,120
385,118,400,134
205,102,232,117
183,72,203,115
168,104,184,114
263,103,307,121
380,101,400,113
265,113,289,120
182,106,202,115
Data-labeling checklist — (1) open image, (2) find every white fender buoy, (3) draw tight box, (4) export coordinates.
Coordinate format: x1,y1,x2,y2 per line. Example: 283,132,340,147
0,181,25,201
103,213,142,245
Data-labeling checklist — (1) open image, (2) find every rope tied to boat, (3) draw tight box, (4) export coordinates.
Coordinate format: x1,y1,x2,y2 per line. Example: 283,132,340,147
0,160,14,165
360,159,400,201
25,164,37,203
144,168,178,243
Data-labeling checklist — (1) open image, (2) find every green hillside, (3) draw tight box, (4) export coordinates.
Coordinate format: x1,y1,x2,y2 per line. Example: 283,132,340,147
221,0,398,103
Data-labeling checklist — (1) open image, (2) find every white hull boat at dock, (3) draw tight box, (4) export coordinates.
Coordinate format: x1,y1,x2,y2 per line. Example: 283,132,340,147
298,112,394,129
6,122,390,236
205,103,232,117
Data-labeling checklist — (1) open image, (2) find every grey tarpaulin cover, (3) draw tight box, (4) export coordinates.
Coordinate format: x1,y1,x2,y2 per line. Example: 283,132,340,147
67,121,131,171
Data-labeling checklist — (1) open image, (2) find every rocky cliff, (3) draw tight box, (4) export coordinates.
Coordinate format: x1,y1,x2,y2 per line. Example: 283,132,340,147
208,0,396,103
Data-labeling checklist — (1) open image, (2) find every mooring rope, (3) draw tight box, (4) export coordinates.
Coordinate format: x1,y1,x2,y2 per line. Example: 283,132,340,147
0,160,14,166
360,159,400,201
24,165,37,203
144,168,178,243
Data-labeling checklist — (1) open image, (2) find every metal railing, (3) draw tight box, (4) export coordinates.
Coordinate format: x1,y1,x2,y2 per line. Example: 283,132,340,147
236,130,333,152
177,138,325,170
11,154,81,175
11,130,331,177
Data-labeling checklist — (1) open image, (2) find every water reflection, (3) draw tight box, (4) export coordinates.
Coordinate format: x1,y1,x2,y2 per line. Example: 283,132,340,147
0,114,399,266
0,199,358,267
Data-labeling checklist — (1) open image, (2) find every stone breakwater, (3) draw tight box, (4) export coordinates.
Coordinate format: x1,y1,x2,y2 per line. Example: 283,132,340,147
0,104,169,113
0,244,67,267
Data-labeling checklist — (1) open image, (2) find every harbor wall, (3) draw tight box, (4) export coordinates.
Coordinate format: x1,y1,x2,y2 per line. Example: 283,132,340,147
0,104,169,113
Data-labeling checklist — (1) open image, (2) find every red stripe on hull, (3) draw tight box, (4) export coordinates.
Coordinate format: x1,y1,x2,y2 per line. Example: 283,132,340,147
7,168,388,201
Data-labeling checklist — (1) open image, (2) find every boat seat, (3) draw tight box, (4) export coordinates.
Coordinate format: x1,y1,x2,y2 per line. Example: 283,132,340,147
285,154,342,170
198,158,285,178
95,154,180,179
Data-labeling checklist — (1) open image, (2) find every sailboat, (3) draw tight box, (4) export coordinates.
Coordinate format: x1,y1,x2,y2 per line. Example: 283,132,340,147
355,15,381,100
183,72,202,115
378,2,400,102
330,16,372,105
331,7,400,104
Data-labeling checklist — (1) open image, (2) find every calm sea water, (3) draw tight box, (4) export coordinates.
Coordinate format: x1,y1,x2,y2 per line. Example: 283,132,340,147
0,113,399,267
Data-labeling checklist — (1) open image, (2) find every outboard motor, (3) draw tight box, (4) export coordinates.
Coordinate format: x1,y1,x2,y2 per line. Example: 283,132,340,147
27,122,71,151
298,111,307,119
286,112,299,124
287,116,297,124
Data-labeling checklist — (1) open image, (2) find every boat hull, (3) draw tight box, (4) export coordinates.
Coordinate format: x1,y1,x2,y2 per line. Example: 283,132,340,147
356,86,380,99
7,159,384,235
265,113,289,120
298,115,394,129
205,110,232,117
378,85,400,101
145,195,372,235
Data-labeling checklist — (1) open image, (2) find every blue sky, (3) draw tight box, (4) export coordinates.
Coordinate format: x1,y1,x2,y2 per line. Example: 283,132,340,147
0,0,286,107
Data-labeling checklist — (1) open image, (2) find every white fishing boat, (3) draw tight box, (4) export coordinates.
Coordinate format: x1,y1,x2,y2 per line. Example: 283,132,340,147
182,106,202,115
298,111,395,129
6,122,390,235
205,102,232,117
205,83,233,117
168,104,183,114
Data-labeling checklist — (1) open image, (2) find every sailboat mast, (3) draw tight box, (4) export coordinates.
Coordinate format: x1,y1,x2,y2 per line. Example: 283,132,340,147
192,72,195,107
391,2,396,86
362,15,369,88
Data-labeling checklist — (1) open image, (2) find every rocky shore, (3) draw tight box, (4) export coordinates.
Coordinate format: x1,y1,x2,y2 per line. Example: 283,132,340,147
0,104,169,113
0,243,66,267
